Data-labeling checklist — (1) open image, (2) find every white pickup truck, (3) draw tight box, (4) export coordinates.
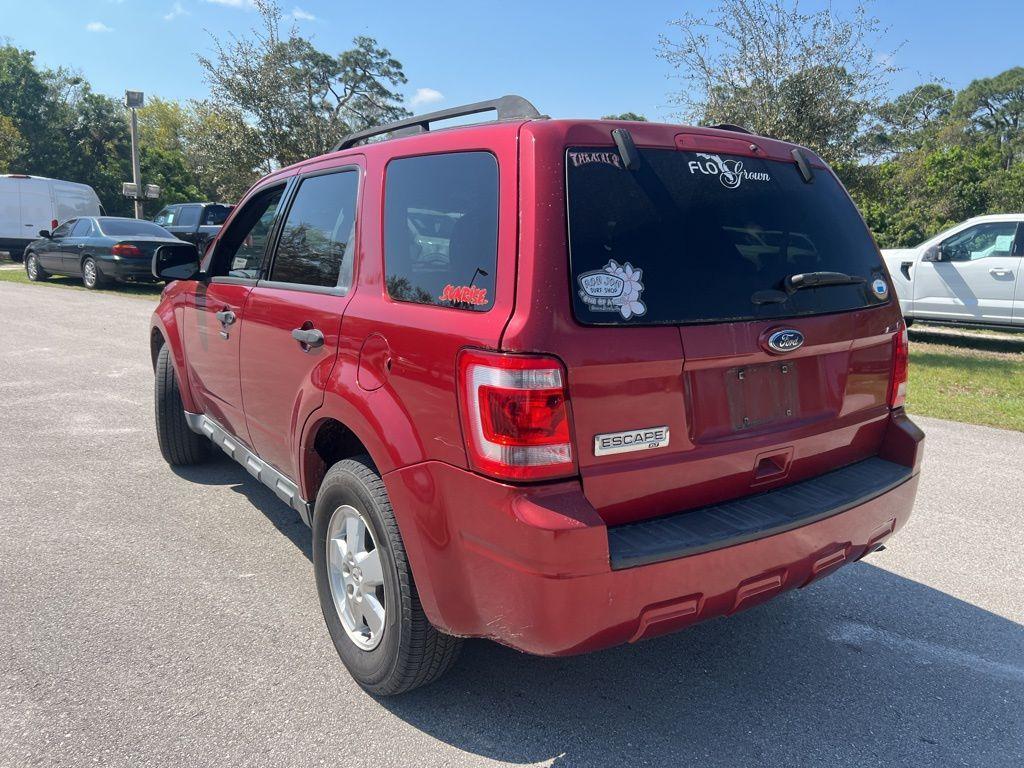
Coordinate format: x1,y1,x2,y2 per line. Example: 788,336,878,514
881,214,1024,329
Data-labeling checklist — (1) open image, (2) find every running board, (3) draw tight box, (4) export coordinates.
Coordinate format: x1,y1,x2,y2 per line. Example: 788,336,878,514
184,412,313,527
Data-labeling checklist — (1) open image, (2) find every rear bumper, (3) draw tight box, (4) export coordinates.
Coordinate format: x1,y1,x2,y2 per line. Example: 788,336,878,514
384,412,923,656
99,256,157,282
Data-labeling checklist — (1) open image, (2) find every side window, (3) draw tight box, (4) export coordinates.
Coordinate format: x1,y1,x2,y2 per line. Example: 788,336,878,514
51,221,75,238
203,205,231,226
208,186,285,279
269,170,359,289
941,222,1019,261
384,152,498,311
71,219,93,237
153,207,173,226
177,205,201,229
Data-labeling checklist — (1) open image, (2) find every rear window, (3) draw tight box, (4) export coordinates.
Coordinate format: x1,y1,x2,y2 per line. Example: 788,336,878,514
384,152,498,311
98,219,171,238
566,148,887,325
203,205,231,226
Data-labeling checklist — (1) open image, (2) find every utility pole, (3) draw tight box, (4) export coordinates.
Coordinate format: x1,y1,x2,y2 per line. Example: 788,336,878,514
124,90,146,219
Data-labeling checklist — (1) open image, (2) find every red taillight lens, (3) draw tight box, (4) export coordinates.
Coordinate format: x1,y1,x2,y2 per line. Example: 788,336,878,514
112,243,143,257
889,325,909,408
458,349,576,481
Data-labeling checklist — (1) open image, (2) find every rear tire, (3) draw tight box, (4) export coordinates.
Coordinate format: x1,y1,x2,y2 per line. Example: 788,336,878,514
81,256,108,289
25,252,49,281
313,456,462,695
154,343,210,466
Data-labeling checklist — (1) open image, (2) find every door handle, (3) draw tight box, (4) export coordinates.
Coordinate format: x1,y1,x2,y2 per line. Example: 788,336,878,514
216,310,236,325
990,268,1012,276
292,327,324,349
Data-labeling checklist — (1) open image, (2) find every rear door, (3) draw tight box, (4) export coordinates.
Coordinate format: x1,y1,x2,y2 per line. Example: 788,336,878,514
19,179,54,237
560,138,899,526
175,205,202,245
239,164,361,479
913,221,1021,324
61,218,95,271
181,183,287,443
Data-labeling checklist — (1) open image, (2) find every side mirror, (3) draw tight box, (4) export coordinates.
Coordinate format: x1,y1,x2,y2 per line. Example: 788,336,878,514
153,243,201,282
38,230,51,239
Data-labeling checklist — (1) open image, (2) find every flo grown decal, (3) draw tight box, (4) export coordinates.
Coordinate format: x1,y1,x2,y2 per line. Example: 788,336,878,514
688,153,771,189
577,260,646,319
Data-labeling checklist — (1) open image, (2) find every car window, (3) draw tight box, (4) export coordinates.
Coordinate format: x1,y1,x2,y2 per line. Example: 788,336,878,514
202,205,232,226
97,219,173,237
384,152,498,311
51,221,74,238
209,186,284,279
269,171,359,289
71,219,93,237
154,206,177,227
940,222,1019,261
177,205,201,229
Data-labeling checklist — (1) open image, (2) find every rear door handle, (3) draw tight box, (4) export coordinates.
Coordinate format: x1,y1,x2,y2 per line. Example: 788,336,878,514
292,327,324,349
990,268,1012,276
216,310,236,325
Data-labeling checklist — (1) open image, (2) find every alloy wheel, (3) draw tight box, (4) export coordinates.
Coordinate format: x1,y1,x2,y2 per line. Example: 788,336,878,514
26,255,37,280
326,504,386,650
83,259,97,287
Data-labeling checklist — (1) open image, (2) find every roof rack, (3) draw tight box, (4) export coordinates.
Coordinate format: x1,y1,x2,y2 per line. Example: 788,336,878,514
710,123,753,135
332,95,543,152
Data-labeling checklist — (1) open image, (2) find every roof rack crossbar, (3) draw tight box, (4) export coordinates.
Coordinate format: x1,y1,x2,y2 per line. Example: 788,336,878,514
709,123,753,135
332,95,542,152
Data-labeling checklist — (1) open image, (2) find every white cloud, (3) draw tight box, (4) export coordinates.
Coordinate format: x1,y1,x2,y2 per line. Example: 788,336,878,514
164,2,187,20
410,88,444,109
85,21,113,32
291,7,315,21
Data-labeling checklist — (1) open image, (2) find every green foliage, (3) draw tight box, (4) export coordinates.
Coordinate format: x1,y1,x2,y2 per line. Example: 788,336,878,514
602,112,648,121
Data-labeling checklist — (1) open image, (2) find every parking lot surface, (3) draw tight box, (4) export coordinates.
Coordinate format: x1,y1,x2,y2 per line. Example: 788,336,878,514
1,281,1022,767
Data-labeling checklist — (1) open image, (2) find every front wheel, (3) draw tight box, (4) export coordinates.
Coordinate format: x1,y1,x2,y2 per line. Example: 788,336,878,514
313,456,462,695
81,256,108,289
25,252,49,281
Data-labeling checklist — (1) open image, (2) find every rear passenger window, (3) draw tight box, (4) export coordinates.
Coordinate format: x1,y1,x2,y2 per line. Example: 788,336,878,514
71,219,93,236
384,152,498,311
269,171,359,289
177,205,200,229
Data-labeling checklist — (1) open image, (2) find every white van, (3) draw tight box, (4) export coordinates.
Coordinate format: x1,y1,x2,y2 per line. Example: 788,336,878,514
0,175,104,261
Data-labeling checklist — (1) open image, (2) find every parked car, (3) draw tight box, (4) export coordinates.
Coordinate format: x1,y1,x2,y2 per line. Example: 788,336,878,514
149,96,923,695
0,174,103,262
881,214,1024,329
153,202,233,251
24,216,183,289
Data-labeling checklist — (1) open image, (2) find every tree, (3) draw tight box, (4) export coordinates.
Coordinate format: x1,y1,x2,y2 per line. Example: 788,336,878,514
196,0,408,168
658,0,900,165
602,112,648,121
954,67,1024,170
181,101,264,202
0,114,24,171
868,83,954,156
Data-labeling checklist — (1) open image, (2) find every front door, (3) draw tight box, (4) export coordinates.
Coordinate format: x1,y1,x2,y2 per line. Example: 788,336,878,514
913,221,1022,324
181,183,287,443
37,219,74,272
240,165,361,479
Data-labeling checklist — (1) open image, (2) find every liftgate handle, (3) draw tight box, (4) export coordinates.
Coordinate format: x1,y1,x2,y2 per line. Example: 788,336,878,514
291,327,324,348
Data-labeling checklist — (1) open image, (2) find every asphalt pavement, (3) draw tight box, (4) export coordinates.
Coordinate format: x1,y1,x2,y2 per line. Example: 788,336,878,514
1,281,1022,767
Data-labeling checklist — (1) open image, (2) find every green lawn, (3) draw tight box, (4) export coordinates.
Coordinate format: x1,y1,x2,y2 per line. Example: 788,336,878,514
907,331,1024,431
0,264,161,299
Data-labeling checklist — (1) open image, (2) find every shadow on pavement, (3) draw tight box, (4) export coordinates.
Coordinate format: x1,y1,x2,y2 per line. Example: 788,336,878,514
173,454,1024,766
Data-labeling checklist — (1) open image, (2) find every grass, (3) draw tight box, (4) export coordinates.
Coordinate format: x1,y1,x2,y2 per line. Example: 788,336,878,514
0,263,161,299
907,329,1024,431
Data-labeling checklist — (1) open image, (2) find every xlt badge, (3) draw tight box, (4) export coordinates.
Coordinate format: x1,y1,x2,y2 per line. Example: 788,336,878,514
594,426,670,457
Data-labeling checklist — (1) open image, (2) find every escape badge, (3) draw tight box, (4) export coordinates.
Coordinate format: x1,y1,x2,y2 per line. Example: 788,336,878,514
577,259,646,319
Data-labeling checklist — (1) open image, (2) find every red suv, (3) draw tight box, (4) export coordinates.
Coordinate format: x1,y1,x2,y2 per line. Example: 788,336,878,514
150,96,923,695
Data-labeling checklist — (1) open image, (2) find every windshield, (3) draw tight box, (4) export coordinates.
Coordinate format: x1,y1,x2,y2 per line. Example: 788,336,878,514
98,219,173,238
566,148,887,325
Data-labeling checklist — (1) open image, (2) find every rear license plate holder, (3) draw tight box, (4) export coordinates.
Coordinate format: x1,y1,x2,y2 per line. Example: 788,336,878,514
726,361,799,431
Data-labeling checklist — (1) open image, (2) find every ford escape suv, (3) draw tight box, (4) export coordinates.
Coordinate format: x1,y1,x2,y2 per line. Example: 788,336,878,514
150,96,923,695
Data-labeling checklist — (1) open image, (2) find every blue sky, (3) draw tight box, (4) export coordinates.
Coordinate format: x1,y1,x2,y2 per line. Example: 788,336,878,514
1,0,1022,120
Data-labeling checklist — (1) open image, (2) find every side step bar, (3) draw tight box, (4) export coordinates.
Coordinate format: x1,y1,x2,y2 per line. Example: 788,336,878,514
184,412,313,527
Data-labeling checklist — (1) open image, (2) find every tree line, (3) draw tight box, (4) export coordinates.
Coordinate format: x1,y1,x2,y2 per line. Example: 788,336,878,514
1,0,1021,247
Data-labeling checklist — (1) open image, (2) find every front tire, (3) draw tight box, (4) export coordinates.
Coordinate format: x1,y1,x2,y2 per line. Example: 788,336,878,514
313,456,462,695
81,256,108,289
25,252,49,281
154,343,210,466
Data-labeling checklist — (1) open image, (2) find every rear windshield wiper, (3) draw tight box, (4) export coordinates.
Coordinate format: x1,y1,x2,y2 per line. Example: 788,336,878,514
751,271,866,305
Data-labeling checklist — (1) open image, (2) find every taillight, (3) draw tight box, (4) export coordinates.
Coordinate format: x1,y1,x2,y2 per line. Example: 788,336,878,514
889,325,909,408
457,349,576,481
112,243,143,257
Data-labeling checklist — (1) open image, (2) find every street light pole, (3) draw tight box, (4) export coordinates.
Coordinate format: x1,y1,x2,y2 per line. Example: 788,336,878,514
128,105,143,219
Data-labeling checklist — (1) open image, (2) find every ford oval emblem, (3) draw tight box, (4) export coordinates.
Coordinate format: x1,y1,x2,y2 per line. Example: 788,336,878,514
767,329,804,354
